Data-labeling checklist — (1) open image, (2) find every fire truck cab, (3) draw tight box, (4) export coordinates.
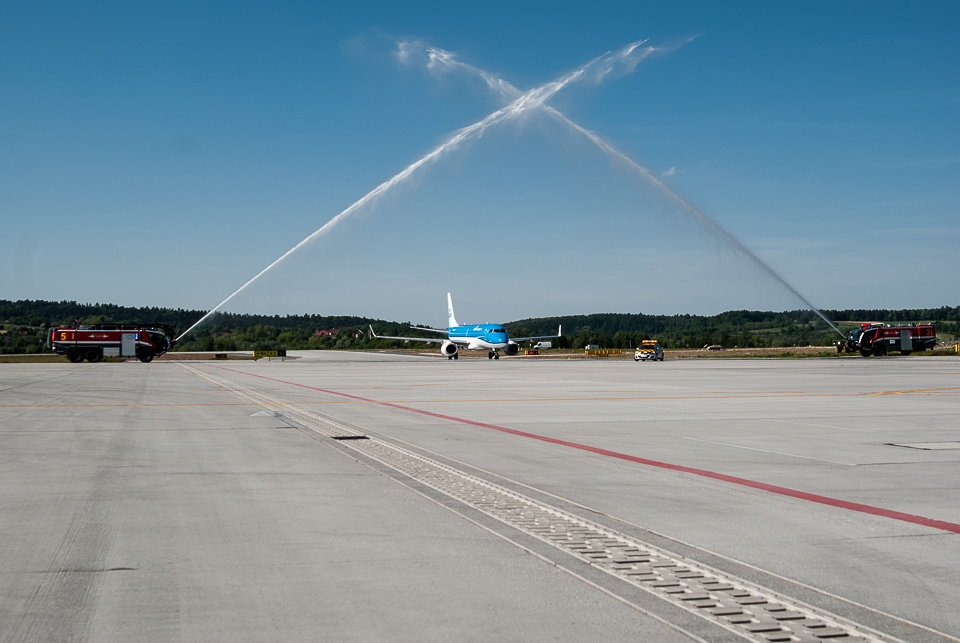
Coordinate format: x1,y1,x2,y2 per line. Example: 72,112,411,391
49,323,173,363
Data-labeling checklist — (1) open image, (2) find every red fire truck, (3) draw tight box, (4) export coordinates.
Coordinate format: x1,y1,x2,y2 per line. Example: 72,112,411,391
841,322,937,357
49,323,174,362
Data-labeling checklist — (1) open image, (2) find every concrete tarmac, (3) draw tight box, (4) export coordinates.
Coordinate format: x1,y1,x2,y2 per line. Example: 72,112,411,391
1,353,958,641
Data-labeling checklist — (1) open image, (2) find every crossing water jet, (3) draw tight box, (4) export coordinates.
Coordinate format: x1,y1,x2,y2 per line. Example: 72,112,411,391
552,116,845,337
410,41,845,336
176,40,658,342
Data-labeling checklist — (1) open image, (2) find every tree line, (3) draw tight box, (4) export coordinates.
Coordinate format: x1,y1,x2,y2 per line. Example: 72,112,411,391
1,299,957,354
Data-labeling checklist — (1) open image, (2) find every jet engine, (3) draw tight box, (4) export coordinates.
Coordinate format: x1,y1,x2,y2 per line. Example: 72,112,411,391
441,341,459,358
503,342,520,356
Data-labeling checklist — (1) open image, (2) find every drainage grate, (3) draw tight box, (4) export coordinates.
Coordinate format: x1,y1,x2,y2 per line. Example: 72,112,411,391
182,365,896,642
343,439,885,642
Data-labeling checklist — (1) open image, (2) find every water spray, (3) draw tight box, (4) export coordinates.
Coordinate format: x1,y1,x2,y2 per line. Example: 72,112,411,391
410,41,845,337
555,115,846,337
177,40,657,343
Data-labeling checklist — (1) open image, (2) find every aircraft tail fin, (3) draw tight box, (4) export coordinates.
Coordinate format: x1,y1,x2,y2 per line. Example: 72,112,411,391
447,292,459,328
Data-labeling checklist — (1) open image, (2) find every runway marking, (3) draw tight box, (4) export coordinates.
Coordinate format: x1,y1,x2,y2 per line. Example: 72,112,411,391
4,383,960,408
0,401,320,408
867,386,960,396
214,366,960,536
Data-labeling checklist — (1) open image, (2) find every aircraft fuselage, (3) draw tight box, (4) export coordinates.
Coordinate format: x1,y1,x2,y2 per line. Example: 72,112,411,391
369,293,560,360
448,324,509,350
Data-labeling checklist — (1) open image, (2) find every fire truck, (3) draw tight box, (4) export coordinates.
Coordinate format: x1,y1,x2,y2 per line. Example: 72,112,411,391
49,323,174,362
840,322,936,357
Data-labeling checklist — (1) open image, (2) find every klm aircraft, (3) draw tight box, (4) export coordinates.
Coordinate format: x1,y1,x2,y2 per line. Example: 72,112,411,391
370,293,561,360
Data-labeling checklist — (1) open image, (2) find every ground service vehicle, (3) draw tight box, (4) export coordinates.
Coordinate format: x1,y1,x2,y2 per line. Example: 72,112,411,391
842,322,936,357
634,339,664,362
533,341,552,350
49,323,174,362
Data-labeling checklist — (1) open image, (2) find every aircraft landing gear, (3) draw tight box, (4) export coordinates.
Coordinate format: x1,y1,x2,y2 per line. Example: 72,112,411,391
448,354,459,360
488,351,500,360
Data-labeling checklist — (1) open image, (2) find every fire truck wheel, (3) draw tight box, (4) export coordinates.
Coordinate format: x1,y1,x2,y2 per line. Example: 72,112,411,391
137,349,155,363
901,350,911,356
85,348,103,363
859,349,872,357
67,349,84,363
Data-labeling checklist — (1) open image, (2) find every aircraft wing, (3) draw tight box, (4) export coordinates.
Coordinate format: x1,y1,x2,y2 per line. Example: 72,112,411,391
411,325,449,335
511,325,563,343
369,325,448,344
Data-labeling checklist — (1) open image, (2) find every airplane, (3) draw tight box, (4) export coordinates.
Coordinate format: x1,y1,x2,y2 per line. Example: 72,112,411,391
369,293,562,360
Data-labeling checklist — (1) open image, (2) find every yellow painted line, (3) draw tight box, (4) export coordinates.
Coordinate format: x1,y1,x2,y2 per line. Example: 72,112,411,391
3,386,959,408
867,386,960,395
0,401,305,408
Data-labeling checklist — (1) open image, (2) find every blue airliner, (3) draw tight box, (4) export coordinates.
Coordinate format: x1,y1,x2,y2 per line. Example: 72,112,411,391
370,293,561,360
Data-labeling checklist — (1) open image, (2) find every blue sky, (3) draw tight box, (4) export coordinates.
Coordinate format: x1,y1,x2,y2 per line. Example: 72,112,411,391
2,1,957,327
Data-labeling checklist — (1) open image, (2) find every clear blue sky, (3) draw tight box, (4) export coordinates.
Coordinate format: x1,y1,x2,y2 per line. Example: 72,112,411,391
2,1,957,326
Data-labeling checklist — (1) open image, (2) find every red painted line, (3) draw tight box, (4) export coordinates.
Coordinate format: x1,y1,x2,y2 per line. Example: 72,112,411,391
215,366,960,535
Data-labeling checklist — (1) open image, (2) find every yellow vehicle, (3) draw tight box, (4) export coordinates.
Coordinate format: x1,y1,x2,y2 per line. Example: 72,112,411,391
634,339,664,362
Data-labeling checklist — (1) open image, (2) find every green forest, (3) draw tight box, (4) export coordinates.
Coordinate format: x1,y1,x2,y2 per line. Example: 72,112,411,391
1,298,958,354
